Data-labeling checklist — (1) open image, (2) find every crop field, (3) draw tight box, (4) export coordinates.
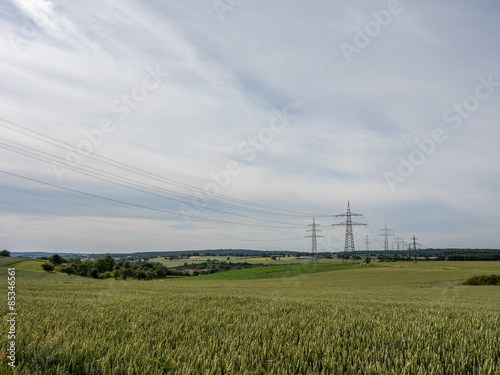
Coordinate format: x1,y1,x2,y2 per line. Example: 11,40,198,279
153,256,252,268
0,258,26,267
4,260,46,272
151,255,343,268
1,262,499,374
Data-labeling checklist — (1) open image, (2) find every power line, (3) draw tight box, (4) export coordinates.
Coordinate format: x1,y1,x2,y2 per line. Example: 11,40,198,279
0,169,305,229
0,116,329,219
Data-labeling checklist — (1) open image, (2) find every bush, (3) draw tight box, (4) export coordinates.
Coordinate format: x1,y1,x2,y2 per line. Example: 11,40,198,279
462,275,500,286
61,265,76,275
41,263,54,272
89,268,99,279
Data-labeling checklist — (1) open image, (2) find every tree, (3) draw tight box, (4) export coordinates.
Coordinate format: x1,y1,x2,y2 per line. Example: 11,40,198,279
77,260,93,276
120,268,133,280
42,263,54,272
0,250,10,257
94,255,115,273
94,259,109,273
89,268,99,279
103,254,115,269
365,256,372,264
61,265,76,275
67,257,81,265
155,267,168,278
49,254,65,265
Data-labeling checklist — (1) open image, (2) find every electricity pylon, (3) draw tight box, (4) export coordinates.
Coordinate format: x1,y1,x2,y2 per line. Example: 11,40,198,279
364,235,371,251
394,236,405,251
409,235,420,263
306,218,323,259
378,224,394,252
332,202,366,263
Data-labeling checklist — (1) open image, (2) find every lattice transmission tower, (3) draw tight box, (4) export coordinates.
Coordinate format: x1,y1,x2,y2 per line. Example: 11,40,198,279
409,235,420,263
364,235,371,251
394,236,405,251
378,224,394,252
306,218,323,259
332,202,366,263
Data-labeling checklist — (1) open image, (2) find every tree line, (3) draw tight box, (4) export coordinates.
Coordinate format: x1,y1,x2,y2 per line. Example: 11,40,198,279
40,254,262,280
41,254,185,280
445,254,500,261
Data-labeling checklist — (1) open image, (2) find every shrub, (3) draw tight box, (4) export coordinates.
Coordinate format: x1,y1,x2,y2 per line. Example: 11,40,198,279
462,274,500,286
89,268,99,279
41,263,54,272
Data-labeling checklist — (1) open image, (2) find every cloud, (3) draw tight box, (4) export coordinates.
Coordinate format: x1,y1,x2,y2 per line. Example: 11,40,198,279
1,0,499,252
10,0,112,64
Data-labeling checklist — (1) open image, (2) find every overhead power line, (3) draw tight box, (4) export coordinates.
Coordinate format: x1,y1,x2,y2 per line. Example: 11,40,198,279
0,169,305,229
0,116,329,219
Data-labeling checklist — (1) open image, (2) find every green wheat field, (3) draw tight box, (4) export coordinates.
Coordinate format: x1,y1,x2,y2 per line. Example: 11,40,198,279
1,259,499,374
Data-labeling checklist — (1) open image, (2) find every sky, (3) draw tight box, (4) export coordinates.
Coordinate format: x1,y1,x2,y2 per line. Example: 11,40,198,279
0,0,499,253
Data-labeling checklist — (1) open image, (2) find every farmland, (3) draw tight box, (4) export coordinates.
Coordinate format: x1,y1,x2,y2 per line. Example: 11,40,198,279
151,255,342,268
1,260,499,374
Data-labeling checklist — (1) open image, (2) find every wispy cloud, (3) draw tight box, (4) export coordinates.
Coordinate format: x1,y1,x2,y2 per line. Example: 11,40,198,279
10,0,111,62
1,0,499,252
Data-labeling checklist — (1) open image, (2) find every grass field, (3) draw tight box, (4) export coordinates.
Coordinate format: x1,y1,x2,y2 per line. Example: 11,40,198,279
152,256,251,268
0,257,26,267
4,260,46,272
380,261,500,271
1,261,499,374
191,262,369,280
151,255,343,267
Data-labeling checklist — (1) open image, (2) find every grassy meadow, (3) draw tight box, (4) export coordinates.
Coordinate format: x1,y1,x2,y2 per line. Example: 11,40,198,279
151,255,343,268
1,259,499,374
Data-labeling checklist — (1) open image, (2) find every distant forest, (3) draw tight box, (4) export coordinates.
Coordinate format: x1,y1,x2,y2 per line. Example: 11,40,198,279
10,247,500,261
446,254,500,261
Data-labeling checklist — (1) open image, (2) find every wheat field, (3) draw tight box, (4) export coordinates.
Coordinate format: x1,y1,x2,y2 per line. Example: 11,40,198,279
1,265,499,374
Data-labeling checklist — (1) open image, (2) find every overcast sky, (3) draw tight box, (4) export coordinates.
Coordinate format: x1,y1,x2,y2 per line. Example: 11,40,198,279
1,0,499,253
